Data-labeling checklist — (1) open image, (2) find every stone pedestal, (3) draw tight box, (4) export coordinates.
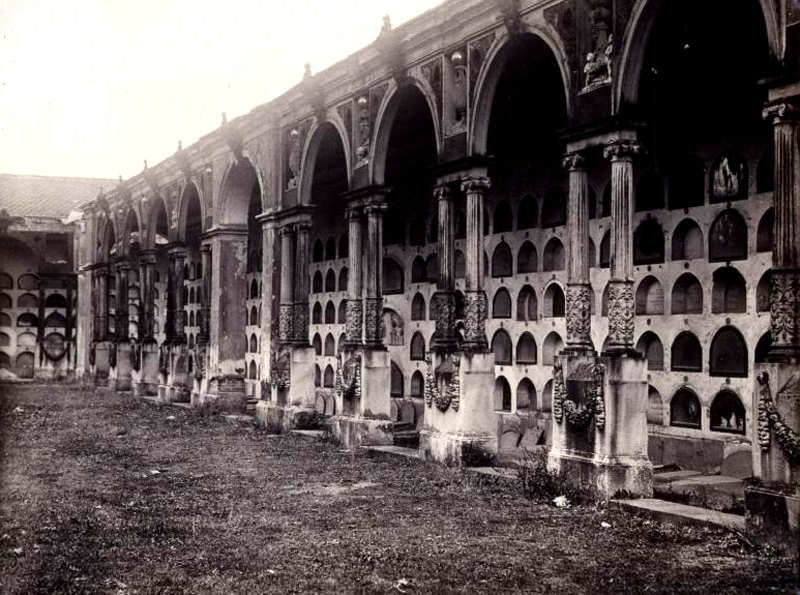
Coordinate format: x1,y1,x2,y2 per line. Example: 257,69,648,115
194,373,246,413
746,363,800,549
254,346,317,432
93,341,111,386
134,342,159,396
109,342,132,392
419,352,497,465
548,352,652,499
288,346,315,409
329,348,394,447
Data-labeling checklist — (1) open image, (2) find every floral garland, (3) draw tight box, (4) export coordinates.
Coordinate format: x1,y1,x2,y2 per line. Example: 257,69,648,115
756,371,800,462
270,365,291,390
424,355,460,412
334,358,360,402
552,361,605,430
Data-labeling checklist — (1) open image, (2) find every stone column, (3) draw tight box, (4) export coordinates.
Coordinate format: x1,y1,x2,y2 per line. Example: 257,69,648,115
139,251,157,342
98,264,109,341
363,201,388,347
257,214,278,398
199,243,212,344
461,176,491,351
115,259,130,342
603,141,640,352
344,207,364,348
431,184,457,351
136,250,159,396
293,222,311,346
763,100,800,362
279,225,295,344
564,152,593,352
170,246,187,345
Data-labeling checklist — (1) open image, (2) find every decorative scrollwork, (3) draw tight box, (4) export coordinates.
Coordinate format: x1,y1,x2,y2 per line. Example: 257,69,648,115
424,355,461,412
756,371,800,462
553,360,605,430
566,283,593,348
363,297,384,344
607,280,634,348
334,356,361,403
463,291,487,348
279,304,294,343
770,270,800,350
270,353,291,390
345,299,363,345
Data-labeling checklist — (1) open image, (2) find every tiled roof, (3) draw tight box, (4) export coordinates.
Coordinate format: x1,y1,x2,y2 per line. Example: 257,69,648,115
0,174,117,219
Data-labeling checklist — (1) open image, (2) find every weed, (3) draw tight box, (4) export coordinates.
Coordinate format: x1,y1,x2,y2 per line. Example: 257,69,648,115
517,449,598,505
461,441,498,467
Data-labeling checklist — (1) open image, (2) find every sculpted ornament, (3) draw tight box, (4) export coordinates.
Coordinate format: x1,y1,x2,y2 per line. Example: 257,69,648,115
607,281,634,348
424,354,461,412
270,351,291,390
756,371,800,462
279,304,294,343
345,299,363,345
431,292,457,347
463,291,487,347
363,297,384,344
293,303,309,342
552,360,606,430
770,270,800,349
566,284,593,347
334,355,361,403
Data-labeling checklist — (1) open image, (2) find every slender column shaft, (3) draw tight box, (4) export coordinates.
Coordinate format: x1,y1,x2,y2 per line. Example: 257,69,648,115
564,152,593,351
116,260,130,341
279,225,295,344
171,247,186,344
293,222,312,346
37,285,45,342
603,141,640,352
345,207,364,347
98,265,109,341
432,184,457,350
364,201,387,346
461,176,491,350
764,100,800,360
199,244,212,343
140,251,156,341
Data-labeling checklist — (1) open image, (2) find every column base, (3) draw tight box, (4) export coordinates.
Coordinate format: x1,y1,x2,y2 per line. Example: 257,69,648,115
745,482,800,551
419,429,498,467
547,450,653,499
109,342,132,392
255,401,320,433
134,342,159,397
194,374,247,413
93,342,111,386
288,346,316,409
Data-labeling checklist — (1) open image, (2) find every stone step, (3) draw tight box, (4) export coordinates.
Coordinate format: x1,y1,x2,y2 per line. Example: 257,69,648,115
611,498,746,532
393,430,419,449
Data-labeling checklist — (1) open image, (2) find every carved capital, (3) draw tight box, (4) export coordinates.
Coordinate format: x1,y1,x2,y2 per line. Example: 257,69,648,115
562,151,587,172
606,279,635,350
603,140,641,162
345,206,363,221
434,184,455,202
763,100,800,125
460,176,491,195
462,290,487,350
364,202,388,217
566,283,593,349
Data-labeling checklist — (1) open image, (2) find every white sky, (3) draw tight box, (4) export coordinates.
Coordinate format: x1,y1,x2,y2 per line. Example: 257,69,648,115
0,0,443,180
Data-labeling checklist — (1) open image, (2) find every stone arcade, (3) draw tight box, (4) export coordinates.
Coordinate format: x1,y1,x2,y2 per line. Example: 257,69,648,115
72,0,798,511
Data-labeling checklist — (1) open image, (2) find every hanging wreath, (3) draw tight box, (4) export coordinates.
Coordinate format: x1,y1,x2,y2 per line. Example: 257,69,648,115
334,357,361,402
424,355,460,412
553,361,605,430
756,371,800,462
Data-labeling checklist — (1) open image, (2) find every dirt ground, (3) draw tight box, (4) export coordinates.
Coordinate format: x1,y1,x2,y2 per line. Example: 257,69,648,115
0,383,796,594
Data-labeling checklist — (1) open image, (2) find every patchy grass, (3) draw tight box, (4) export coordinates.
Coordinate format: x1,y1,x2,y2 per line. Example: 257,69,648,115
0,383,796,595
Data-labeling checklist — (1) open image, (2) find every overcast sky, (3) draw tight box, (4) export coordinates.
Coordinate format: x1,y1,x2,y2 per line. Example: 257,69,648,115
0,0,442,180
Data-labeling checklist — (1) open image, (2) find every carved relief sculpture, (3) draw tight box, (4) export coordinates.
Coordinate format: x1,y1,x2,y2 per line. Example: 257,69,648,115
566,283,593,349
607,280,635,349
553,360,606,430
355,96,370,167
770,270,800,352
431,292,457,349
286,128,301,190
345,299,363,346
363,297,384,345
756,371,800,462
424,354,461,412
279,303,294,344
462,290,487,349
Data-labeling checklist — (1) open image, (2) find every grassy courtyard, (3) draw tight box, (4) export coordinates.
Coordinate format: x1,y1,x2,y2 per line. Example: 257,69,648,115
0,383,796,594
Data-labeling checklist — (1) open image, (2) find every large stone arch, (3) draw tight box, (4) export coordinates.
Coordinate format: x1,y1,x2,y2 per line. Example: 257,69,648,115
469,27,572,157
298,119,352,207
121,205,141,257
370,78,441,186
217,157,262,226
615,0,779,114
177,180,204,242
144,194,170,250
99,215,118,262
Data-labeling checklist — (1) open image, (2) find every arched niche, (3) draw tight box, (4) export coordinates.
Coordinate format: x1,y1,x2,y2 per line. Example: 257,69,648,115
670,388,701,429
711,267,747,314
542,331,563,366
491,329,512,365
635,276,665,315
494,376,512,412
671,219,703,261
671,273,703,315
710,326,748,377
709,210,748,262
671,332,702,372
635,331,664,371
516,332,537,364
492,288,512,319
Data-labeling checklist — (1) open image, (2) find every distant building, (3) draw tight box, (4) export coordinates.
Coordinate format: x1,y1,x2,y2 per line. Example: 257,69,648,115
0,174,114,379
